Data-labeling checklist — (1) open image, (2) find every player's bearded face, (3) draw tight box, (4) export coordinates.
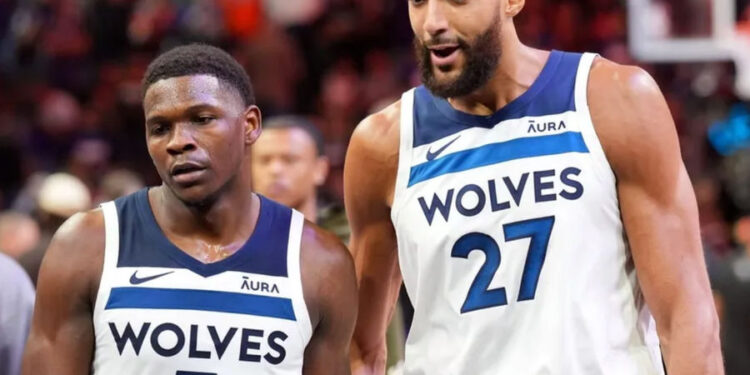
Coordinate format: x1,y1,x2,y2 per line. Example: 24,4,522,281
416,16,502,98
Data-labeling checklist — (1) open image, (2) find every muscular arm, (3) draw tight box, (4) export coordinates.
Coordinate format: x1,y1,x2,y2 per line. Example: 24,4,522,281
589,59,723,374
302,222,358,375
22,210,105,375
344,104,403,375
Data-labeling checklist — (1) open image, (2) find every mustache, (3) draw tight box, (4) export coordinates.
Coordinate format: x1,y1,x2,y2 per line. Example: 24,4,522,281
419,36,469,50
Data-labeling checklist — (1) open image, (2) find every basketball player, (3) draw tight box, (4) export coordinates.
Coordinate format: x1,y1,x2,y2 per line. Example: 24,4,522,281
345,1,722,374
22,44,357,375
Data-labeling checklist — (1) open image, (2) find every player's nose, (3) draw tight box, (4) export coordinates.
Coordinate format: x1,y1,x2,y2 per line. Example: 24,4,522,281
267,158,286,176
423,0,449,38
166,123,197,155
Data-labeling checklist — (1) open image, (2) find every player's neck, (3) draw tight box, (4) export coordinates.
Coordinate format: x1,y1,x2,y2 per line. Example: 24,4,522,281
151,182,259,244
295,195,318,223
448,31,549,116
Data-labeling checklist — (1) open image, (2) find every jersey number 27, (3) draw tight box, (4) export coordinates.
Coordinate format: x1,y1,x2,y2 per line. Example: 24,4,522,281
451,216,555,313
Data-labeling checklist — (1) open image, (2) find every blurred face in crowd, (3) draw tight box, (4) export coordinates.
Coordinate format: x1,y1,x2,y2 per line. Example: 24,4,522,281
0,212,39,259
143,75,260,206
409,0,505,98
251,127,328,210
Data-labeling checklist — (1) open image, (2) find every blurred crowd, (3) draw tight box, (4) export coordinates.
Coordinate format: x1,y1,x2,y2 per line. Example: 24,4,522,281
0,0,750,374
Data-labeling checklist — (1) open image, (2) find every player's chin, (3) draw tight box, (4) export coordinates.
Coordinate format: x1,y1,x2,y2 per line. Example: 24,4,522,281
167,180,218,207
433,64,463,80
427,69,464,95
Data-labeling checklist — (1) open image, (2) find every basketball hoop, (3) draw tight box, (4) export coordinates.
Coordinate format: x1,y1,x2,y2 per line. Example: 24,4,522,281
628,0,750,99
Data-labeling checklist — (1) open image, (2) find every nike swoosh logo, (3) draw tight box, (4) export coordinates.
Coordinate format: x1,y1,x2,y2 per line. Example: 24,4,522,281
129,270,175,285
426,135,461,161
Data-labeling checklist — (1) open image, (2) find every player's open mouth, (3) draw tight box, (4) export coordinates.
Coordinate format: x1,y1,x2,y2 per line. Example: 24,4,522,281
171,163,207,184
430,45,460,66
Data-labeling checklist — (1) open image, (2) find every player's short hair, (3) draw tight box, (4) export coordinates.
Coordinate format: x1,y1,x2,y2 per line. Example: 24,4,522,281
142,44,255,106
263,116,326,156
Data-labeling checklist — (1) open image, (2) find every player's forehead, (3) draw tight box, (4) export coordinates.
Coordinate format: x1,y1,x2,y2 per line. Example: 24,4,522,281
143,74,242,115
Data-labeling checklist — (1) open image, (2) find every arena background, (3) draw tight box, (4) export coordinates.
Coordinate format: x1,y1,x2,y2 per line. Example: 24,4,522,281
0,0,749,374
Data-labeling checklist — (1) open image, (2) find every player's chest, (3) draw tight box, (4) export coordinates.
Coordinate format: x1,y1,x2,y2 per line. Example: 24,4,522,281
95,268,305,366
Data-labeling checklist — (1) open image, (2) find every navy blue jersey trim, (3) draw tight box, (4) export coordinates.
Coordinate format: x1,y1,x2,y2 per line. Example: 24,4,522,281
114,189,291,278
105,287,296,321
412,50,582,147
408,131,589,187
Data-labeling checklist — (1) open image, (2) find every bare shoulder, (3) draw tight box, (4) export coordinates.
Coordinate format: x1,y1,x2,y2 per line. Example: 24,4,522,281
299,220,353,271
299,220,357,326
46,208,106,261
587,56,679,175
346,99,402,207
39,208,106,303
351,99,401,151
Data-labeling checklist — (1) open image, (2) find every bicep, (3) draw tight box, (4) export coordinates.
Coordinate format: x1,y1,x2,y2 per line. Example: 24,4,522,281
343,118,403,349
344,114,402,296
618,165,709,319
592,62,713,326
303,244,358,375
22,215,100,375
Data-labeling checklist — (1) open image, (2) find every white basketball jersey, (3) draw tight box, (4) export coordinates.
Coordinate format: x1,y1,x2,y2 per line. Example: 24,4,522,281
92,189,311,375
391,51,664,374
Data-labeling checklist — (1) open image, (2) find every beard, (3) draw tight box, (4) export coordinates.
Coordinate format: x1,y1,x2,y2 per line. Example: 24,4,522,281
415,18,502,98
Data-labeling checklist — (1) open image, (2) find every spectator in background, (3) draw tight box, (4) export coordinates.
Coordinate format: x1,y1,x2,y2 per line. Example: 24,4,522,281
0,211,39,260
317,61,363,201
67,138,112,193
236,25,305,115
250,116,333,224
710,215,750,375
32,89,83,172
39,0,94,97
19,173,91,284
95,169,144,204
0,253,35,375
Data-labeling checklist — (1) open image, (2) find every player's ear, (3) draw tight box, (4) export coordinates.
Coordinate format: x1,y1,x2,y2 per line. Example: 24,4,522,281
313,155,330,186
243,105,262,146
505,0,524,17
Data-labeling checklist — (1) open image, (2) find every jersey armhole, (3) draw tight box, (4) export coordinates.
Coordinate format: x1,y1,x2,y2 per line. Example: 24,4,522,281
92,201,120,322
287,210,313,344
390,88,416,226
574,53,619,189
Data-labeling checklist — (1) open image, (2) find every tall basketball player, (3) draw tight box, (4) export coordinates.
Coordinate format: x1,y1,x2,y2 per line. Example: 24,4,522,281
22,44,357,375
345,0,722,374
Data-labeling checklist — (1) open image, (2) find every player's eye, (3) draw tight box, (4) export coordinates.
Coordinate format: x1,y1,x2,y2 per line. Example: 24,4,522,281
150,123,169,136
193,114,215,125
282,155,299,164
410,0,427,6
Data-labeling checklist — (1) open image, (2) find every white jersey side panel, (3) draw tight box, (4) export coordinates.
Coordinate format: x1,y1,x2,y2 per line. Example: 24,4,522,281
391,51,664,375
93,193,311,375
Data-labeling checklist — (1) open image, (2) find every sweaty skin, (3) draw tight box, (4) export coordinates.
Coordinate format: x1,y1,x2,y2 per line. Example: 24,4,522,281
22,74,357,375
345,1,721,374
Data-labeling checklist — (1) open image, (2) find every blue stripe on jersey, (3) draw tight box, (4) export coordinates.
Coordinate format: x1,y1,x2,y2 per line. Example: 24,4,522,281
413,51,582,147
408,131,589,187
114,190,291,278
105,287,297,321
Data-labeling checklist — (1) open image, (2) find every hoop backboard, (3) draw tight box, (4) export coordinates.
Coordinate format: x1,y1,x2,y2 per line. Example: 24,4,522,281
628,0,750,98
